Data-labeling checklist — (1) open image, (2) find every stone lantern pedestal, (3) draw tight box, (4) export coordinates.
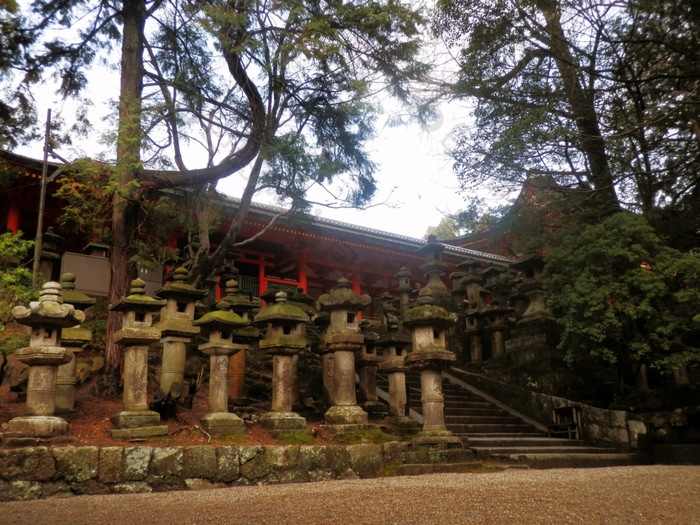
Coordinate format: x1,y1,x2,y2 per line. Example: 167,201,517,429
404,288,462,448
254,292,312,437
5,282,84,441
56,273,96,412
194,295,251,436
109,279,168,439
317,278,371,429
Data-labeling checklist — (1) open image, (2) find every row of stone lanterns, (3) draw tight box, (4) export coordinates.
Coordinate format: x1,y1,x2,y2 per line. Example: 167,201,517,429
4,261,465,450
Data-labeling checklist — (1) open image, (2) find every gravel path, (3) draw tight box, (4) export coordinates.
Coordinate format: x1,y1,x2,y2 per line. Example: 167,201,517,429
2,466,699,524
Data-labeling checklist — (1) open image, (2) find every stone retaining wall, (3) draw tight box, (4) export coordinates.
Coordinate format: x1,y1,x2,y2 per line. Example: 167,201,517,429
0,443,405,501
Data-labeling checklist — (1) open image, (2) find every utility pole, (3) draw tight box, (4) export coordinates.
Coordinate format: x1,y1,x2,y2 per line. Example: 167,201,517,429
31,109,51,286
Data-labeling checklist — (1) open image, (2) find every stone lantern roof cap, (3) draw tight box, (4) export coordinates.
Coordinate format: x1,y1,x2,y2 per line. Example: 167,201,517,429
193,300,249,329
219,279,254,311
12,281,85,327
402,287,457,329
394,266,412,279
416,234,445,258
110,278,166,312
254,292,310,325
317,277,371,311
456,258,484,271
155,267,209,300
510,251,545,271
60,273,96,309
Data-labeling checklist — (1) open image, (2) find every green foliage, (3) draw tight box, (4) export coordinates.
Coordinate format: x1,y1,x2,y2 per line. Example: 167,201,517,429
543,213,700,385
0,231,37,354
434,0,700,240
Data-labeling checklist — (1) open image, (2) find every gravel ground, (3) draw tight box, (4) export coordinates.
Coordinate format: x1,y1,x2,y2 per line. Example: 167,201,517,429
2,465,699,524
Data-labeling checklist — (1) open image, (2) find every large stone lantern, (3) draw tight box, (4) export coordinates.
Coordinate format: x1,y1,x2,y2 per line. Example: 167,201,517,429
109,279,168,439
193,297,250,436
403,287,461,447
6,282,84,439
317,277,371,427
511,252,553,324
254,291,312,436
57,273,96,412
154,267,208,397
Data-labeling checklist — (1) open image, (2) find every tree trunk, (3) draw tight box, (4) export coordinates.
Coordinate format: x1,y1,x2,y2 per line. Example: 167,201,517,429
102,0,147,397
537,0,620,215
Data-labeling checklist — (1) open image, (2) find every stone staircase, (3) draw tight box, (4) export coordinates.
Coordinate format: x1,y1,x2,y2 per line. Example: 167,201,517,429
376,370,646,470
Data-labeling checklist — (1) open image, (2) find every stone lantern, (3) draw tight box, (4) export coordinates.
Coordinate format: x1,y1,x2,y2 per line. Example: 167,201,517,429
511,252,553,324
6,281,84,439
376,314,414,424
109,279,168,439
403,287,461,447
38,228,63,281
394,266,413,319
314,311,334,407
458,259,487,362
289,286,317,409
254,291,312,436
219,279,261,410
417,235,451,309
317,277,371,427
154,267,208,397
193,296,251,436
56,273,96,412
482,266,514,359
357,321,387,419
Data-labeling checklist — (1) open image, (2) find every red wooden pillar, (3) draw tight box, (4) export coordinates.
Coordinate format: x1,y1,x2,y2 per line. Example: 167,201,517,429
6,203,20,234
298,254,308,292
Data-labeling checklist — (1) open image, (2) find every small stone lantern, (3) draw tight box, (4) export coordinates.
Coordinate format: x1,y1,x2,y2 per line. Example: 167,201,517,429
57,273,96,412
403,287,461,447
193,297,251,436
6,281,84,439
254,291,312,435
317,277,371,427
154,267,208,397
109,279,168,439
219,279,261,410
511,252,553,324
357,321,387,419
394,266,413,319
417,235,451,308
376,314,414,424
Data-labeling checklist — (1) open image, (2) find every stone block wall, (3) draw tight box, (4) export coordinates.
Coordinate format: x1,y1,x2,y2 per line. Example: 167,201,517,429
0,442,405,501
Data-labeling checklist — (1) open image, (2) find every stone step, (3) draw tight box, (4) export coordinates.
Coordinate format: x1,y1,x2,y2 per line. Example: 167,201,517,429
467,436,573,447
497,452,646,469
445,407,508,416
398,462,511,476
402,447,475,465
449,423,538,434
471,446,618,459
446,415,526,425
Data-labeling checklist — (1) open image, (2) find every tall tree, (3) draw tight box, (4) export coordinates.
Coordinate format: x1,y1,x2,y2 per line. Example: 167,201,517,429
433,0,700,234
4,0,427,391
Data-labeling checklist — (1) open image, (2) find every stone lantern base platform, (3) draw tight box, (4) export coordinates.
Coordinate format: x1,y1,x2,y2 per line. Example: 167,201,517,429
108,410,168,440
6,415,69,437
201,412,245,437
324,404,369,426
361,401,389,420
320,423,379,436
386,415,421,434
259,411,312,438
